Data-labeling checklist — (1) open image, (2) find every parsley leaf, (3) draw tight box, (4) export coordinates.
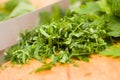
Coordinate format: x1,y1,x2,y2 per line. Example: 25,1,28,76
106,15,120,37
0,0,34,21
73,2,100,15
5,1,35,20
100,43,120,57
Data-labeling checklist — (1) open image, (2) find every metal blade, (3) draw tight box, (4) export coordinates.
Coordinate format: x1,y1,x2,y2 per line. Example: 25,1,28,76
0,0,69,51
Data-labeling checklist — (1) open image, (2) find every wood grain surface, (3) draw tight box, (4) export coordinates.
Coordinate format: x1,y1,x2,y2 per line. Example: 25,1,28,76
0,55,120,80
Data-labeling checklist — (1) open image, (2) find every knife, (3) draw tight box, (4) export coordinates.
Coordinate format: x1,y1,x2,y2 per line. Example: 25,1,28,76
0,0,69,51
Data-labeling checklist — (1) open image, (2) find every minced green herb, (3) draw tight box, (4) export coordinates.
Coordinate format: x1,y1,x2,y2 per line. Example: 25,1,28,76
4,0,120,72
0,65,8,70
5,12,107,64
35,63,53,73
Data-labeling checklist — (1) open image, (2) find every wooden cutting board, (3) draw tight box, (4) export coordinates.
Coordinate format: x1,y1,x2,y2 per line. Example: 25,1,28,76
0,55,120,80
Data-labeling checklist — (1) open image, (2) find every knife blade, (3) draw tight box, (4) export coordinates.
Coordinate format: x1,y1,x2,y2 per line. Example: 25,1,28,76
0,0,69,51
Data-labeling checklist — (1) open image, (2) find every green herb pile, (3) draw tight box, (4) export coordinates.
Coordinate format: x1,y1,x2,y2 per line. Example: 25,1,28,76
0,0,35,21
4,0,120,67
